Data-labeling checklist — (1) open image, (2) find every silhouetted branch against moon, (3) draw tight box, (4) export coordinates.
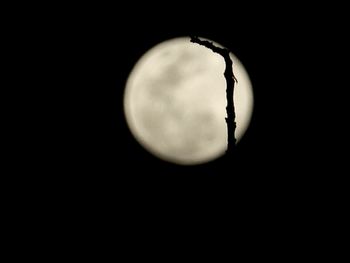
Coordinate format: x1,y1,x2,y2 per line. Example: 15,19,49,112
190,36,237,155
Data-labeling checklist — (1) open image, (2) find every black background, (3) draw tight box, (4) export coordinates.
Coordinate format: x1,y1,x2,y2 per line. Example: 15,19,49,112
51,15,309,188
9,3,346,256
33,10,315,209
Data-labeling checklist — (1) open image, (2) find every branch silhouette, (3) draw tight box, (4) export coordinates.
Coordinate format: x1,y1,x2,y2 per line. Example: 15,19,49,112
190,36,237,155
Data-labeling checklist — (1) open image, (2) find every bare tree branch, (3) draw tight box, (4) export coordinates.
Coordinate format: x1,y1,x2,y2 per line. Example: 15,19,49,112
190,36,237,83
190,36,237,155
190,36,228,56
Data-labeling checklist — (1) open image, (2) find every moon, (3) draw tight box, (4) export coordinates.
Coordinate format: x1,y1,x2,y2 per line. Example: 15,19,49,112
123,37,254,165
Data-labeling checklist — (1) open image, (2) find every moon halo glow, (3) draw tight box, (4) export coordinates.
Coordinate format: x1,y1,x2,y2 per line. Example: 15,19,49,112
123,37,254,165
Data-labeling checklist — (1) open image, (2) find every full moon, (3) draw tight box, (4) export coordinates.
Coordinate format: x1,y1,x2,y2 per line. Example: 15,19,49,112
123,37,254,165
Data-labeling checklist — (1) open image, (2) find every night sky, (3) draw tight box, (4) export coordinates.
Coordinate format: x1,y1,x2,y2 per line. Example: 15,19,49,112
14,5,344,254
34,9,322,200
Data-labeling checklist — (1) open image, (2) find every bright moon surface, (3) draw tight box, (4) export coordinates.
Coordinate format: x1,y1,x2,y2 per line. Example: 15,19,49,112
123,37,254,165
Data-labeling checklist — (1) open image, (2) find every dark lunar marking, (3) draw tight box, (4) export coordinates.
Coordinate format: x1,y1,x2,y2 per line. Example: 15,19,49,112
140,108,164,138
145,78,175,104
190,36,237,156
162,63,183,86
147,48,208,101
177,49,196,64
